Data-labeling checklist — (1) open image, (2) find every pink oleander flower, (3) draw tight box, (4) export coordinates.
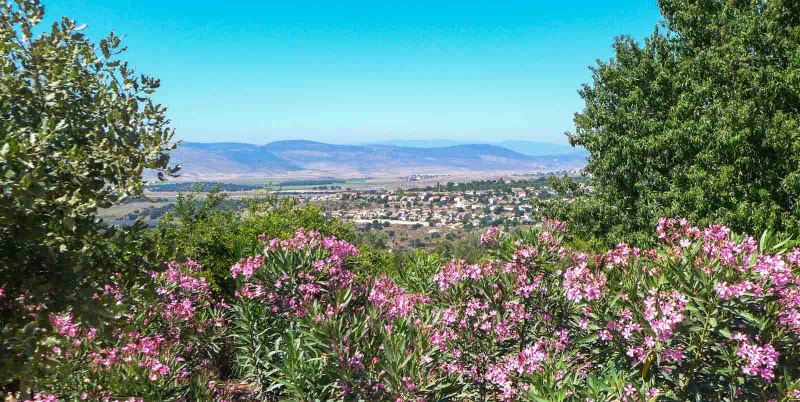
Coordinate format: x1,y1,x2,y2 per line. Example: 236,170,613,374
514,341,548,374
778,286,800,333
541,217,566,233
263,228,359,260
235,283,265,299
24,394,57,402
50,313,80,338
753,255,792,288
661,347,685,364
368,276,429,319
480,226,501,245
737,339,779,382
643,289,687,341
715,281,755,300
563,255,606,303
149,361,171,381
626,346,647,366
605,243,633,268
230,255,265,280
433,259,494,290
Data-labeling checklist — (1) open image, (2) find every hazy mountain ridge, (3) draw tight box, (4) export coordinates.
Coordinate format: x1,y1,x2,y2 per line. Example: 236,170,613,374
171,140,586,178
364,139,586,157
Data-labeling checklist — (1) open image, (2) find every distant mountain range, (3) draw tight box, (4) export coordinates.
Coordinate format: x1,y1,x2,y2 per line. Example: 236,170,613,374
364,139,586,157
170,140,586,178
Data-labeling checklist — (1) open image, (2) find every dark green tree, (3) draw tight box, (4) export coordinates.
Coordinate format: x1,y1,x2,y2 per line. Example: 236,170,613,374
563,0,800,244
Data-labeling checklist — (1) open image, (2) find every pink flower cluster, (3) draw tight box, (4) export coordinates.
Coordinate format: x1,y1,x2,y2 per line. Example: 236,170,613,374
433,259,500,291
538,218,566,250
484,339,549,400
778,285,800,333
480,226,501,245
657,217,759,272
38,259,227,400
658,217,800,340
47,314,181,397
50,313,81,338
264,228,359,258
562,253,606,303
605,309,641,341
368,276,429,319
90,333,174,381
715,280,761,300
234,229,360,318
431,228,584,400
736,338,780,382
24,394,57,402
541,217,567,233
230,255,265,280
152,260,214,324
604,243,638,268
643,289,687,341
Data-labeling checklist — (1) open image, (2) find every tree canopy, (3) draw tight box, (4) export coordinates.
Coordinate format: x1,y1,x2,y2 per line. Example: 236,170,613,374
0,0,176,377
563,0,800,244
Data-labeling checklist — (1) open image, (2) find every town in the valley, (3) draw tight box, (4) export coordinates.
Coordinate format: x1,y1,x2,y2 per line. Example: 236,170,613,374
101,171,586,251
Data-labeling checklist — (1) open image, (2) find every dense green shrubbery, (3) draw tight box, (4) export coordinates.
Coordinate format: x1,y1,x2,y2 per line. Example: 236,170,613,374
6,0,800,400
218,220,800,401
153,187,355,296
16,216,800,401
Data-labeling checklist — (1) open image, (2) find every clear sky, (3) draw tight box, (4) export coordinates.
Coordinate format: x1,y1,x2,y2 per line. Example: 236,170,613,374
45,1,661,145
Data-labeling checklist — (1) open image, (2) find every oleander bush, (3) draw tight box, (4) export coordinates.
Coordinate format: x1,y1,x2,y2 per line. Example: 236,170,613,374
225,219,800,401
229,229,458,401
154,188,355,297
25,260,230,401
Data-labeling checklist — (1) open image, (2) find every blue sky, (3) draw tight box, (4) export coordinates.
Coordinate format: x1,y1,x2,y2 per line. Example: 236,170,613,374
45,1,661,145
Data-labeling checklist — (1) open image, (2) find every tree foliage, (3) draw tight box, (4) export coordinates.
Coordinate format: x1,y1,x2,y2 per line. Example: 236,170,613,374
154,188,355,296
565,0,800,245
0,0,175,381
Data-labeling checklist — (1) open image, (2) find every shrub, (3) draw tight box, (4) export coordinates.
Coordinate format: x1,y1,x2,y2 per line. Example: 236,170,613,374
228,219,800,401
154,189,355,296
27,260,229,401
230,229,458,401
563,0,800,244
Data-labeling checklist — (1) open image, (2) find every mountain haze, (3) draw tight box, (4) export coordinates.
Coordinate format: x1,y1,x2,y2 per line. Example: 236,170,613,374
171,140,586,178
366,139,586,157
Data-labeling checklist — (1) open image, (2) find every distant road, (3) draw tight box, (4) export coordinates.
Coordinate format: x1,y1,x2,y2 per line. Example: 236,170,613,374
352,219,429,227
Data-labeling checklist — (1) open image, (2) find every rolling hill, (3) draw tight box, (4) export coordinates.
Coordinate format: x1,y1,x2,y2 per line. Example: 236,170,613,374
169,140,586,178
365,139,586,157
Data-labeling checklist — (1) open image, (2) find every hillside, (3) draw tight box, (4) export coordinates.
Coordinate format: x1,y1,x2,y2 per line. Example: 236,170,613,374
170,140,586,178
367,139,586,157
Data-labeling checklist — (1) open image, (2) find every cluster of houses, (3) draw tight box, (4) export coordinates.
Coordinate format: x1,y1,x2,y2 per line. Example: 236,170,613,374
314,182,562,229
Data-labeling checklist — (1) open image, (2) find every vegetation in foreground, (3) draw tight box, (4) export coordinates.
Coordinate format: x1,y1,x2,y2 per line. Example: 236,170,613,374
23,220,800,401
3,0,800,401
